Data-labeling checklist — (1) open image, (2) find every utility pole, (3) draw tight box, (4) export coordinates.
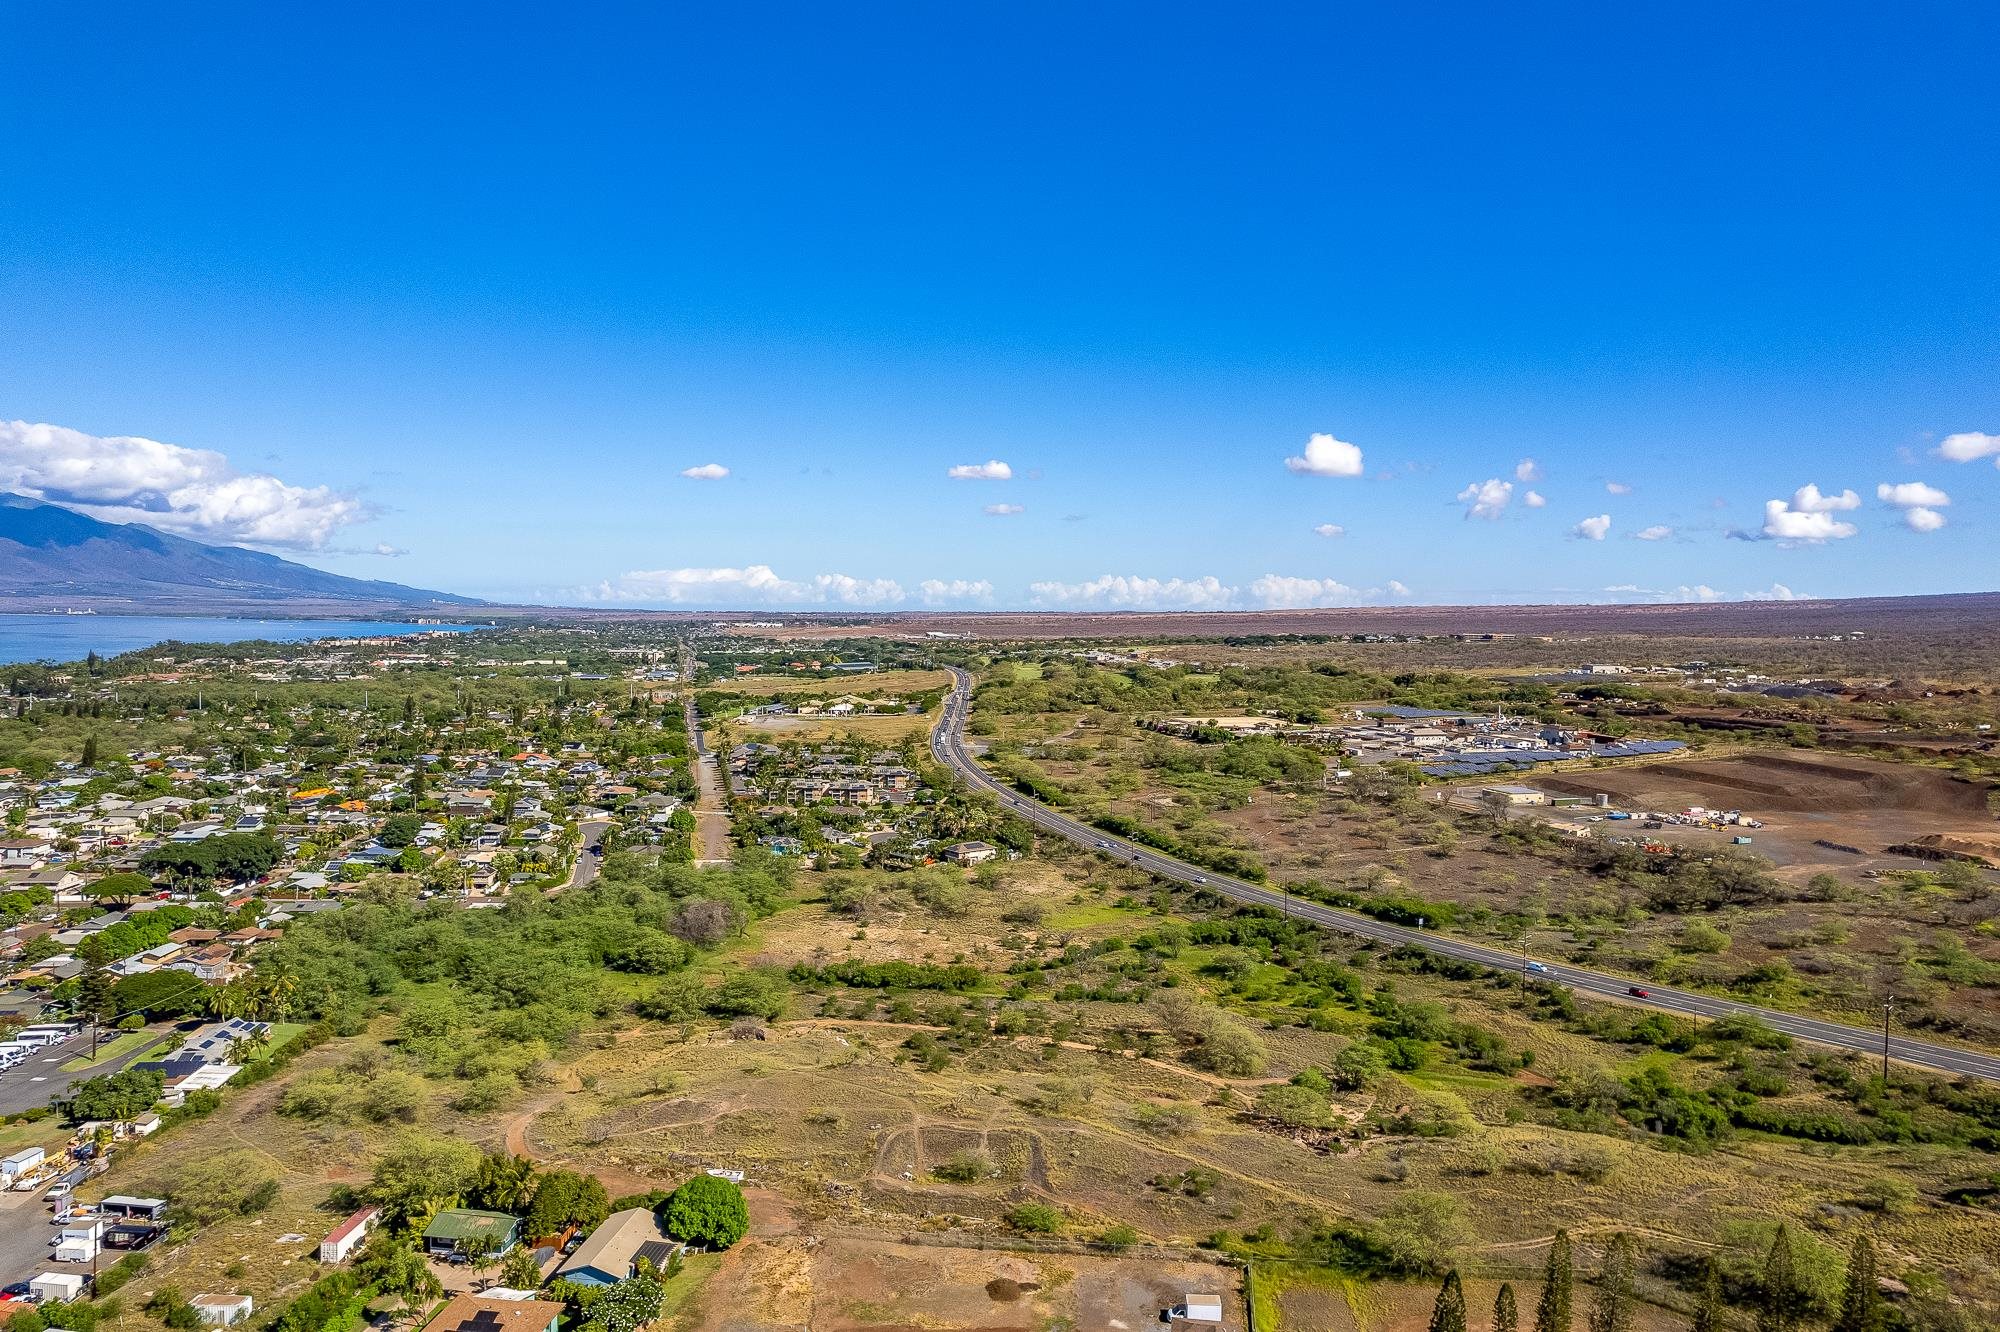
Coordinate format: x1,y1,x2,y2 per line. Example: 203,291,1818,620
1881,996,1896,1083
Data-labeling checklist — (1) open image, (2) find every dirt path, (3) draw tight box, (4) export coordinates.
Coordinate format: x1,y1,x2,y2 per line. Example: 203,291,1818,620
684,698,734,864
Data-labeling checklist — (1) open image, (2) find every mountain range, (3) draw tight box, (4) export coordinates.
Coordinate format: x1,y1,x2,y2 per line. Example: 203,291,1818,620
0,494,481,612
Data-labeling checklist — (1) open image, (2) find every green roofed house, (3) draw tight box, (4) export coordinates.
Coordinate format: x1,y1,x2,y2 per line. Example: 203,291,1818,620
421,1208,522,1258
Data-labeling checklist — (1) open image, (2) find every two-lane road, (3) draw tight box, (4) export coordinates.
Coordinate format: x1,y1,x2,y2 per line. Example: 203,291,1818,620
930,668,2000,1082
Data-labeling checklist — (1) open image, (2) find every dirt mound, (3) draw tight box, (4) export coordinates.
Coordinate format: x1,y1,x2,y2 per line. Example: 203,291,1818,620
1890,832,2000,868
1535,753,1994,815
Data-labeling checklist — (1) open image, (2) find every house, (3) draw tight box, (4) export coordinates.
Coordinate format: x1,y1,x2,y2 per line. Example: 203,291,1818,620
421,1295,564,1332
941,841,998,866
1473,784,1548,807
554,1208,674,1287
190,1294,256,1326
0,839,51,866
319,1205,381,1263
421,1208,523,1257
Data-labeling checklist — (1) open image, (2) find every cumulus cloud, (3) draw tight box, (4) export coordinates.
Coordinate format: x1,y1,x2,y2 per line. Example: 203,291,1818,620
918,578,994,604
1937,431,2000,464
1514,458,1542,482
1522,489,1547,508
584,564,905,606
1876,481,1949,532
1029,574,1238,610
1790,483,1861,513
1247,574,1368,608
1312,522,1345,538
1572,514,1612,541
947,459,1013,480
1604,481,1632,495
1029,572,1405,610
983,503,1024,516
372,543,408,557
679,462,729,480
1634,525,1674,541
1284,432,1364,477
1456,478,1513,519
1757,485,1861,543
1603,582,1807,604
0,418,370,550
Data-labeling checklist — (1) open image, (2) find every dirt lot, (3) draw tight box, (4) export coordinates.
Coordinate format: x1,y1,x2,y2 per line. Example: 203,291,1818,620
1531,751,1999,872
674,1231,1242,1331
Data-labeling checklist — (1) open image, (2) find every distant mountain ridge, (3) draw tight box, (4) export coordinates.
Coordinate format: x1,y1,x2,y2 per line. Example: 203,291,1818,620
0,494,481,611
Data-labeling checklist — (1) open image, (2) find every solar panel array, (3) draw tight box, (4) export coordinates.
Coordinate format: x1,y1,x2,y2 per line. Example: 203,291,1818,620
1420,738,1684,777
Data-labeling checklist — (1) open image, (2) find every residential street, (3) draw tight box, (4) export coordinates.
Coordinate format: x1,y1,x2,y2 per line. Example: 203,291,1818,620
684,698,733,864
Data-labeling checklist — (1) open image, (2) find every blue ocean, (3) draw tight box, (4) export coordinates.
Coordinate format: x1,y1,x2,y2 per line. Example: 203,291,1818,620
0,614,482,665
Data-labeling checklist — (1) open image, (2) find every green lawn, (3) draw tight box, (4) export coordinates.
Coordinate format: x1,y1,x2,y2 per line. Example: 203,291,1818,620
60,1029,167,1071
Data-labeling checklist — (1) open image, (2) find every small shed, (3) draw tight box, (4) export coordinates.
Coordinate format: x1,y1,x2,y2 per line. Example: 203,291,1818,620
1179,1293,1224,1324
191,1294,255,1326
319,1206,381,1264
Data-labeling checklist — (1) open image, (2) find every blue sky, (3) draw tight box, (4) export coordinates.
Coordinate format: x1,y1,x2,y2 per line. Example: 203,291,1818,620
1,2,1995,609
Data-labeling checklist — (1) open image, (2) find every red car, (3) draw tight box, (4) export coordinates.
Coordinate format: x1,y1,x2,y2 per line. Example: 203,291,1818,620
1628,986,1650,999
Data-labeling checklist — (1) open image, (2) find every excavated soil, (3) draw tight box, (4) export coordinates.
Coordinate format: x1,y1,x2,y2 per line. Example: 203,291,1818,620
1535,752,1995,815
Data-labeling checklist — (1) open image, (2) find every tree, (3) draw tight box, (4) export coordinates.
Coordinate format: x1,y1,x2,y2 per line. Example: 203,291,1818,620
582,1274,664,1332
1493,1282,1519,1332
1373,1191,1466,1277
663,1174,750,1249
1536,1230,1574,1332
500,1245,544,1291
1427,1271,1468,1332
473,1152,541,1214
1588,1234,1636,1332
526,1169,610,1239
356,1233,442,1320
367,1134,482,1226
1757,1225,1812,1332
59,1068,164,1124
1690,1258,1725,1332
1832,1235,1883,1332
81,735,98,768
85,873,151,908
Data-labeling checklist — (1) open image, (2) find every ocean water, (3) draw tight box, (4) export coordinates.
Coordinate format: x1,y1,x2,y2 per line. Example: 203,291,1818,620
0,614,482,665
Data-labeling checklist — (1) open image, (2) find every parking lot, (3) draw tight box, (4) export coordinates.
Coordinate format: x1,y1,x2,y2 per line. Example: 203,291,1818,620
0,1029,163,1117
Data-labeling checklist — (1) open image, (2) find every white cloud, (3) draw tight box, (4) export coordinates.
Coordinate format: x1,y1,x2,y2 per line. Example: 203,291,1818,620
1761,497,1858,542
983,503,1024,516
1247,574,1365,608
1029,574,1238,609
1522,489,1547,508
947,459,1013,480
1312,523,1345,538
1603,582,1807,604
1790,483,1861,513
1572,514,1612,541
1634,525,1674,541
1936,431,2000,464
0,418,369,549
1456,478,1512,520
585,564,905,606
372,543,407,557
1875,481,1949,509
1875,482,1950,533
1284,433,1364,477
918,578,994,604
1604,481,1632,495
1514,458,1542,482
679,462,729,480
1387,579,1412,597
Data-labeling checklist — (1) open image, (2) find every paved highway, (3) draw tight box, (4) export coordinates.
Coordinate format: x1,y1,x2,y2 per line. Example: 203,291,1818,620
930,667,2000,1083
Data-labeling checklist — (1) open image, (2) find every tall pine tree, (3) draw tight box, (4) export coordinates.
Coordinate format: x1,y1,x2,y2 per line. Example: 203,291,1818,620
1756,1225,1813,1332
1588,1234,1637,1332
1690,1258,1725,1332
1832,1235,1883,1332
1494,1282,1520,1332
1536,1230,1575,1332
1428,1270,1468,1332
